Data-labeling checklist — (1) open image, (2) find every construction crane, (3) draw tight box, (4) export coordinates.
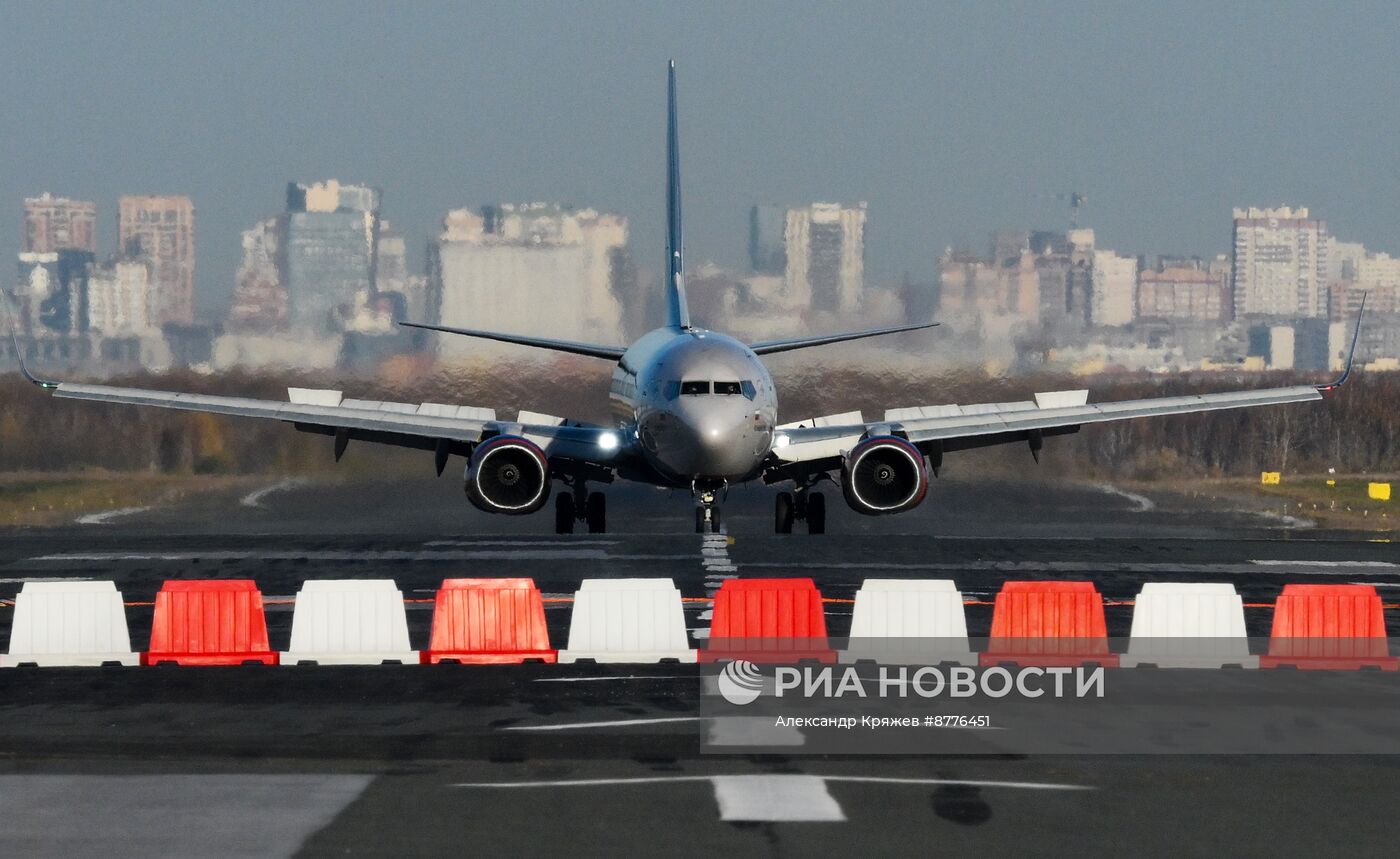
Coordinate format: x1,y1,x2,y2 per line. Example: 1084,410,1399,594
1034,191,1088,229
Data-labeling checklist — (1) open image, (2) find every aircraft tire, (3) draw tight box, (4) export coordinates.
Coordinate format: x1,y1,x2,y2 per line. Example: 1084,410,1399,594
586,492,606,533
806,491,826,535
775,491,795,534
555,493,575,534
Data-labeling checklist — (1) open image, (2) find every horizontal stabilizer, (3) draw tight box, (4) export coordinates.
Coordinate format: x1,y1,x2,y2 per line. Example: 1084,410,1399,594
399,321,626,360
749,322,938,356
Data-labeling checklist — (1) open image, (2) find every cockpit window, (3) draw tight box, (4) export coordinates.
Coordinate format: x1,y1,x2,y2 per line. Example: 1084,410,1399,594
740,380,757,400
680,381,710,395
663,381,681,400
714,381,743,395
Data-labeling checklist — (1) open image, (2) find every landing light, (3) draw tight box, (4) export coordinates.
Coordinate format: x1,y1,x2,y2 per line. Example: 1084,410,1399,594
774,433,791,449
598,431,620,451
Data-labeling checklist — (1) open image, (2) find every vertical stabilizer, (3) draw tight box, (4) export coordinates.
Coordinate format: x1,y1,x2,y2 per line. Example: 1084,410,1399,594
665,60,692,329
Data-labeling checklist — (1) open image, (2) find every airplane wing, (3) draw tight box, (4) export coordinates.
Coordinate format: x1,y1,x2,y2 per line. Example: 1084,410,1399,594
767,382,1324,477
768,296,1366,479
28,378,627,475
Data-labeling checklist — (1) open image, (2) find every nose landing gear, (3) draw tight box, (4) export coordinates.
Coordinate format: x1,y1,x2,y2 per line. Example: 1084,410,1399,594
693,480,727,534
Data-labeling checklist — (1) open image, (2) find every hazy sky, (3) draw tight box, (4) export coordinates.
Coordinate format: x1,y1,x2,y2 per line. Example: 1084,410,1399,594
4,1,1400,319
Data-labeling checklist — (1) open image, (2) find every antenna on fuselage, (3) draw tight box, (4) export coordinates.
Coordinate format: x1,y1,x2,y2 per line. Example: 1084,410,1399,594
665,60,692,331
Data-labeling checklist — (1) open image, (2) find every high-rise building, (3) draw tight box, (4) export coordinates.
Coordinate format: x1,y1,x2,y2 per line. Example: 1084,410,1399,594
117,195,195,325
937,246,1040,325
1138,267,1228,322
1231,206,1328,318
227,217,288,331
749,205,787,274
15,250,93,334
429,203,627,361
1090,249,1137,327
87,259,154,334
282,180,380,333
782,202,866,314
24,193,97,253
1325,241,1400,318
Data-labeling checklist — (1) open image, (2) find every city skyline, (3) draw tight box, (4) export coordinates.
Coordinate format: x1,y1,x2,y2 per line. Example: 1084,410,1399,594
6,3,1400,317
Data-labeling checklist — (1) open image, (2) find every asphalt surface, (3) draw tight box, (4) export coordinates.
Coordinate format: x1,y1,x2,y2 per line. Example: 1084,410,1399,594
1,472,1398,857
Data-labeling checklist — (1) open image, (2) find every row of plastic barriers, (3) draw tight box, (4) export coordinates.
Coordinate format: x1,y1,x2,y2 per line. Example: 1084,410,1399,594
0,577,1395,669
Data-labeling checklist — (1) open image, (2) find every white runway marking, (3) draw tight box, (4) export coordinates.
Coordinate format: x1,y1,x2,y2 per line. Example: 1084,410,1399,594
1094,483,1155,512
742,560,1400,576
702,528,738,594
73,506,150,525
1250,559,1399,568
500,716,704,731
533,675,693,683
22,550,694,563
0,774,372,858
453,772,1091,821
451,774,1091,791
239,478,308,508
712,775,844,821
423,539,618,547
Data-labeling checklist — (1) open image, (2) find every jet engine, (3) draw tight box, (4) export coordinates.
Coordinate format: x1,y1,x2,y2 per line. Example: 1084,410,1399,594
841,435,928,515
464,435,551,515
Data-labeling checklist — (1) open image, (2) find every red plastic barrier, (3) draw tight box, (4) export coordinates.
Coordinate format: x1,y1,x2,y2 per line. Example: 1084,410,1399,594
423,578,557,664
700,578,835,664
980,581,1119,668
143,580,278,666
1260,584,1397,670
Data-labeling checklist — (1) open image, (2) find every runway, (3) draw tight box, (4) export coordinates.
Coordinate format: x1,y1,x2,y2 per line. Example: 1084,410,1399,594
0,474,1397,856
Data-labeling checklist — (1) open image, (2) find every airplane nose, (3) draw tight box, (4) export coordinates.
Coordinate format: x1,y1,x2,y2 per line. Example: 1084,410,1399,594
648,402,763,480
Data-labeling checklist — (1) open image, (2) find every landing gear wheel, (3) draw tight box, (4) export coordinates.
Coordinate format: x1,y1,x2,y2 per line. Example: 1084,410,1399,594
806,491,826,534
554,492,575,534
775,491,795,534
710,506,722,534
695,507,707,534
586,492,607,533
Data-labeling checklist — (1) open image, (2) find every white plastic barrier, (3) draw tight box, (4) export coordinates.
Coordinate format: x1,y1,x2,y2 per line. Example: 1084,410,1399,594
558,578,697,663
1122,582,1257,669
1,581,139,667
840,579,977,665
281,580,418,665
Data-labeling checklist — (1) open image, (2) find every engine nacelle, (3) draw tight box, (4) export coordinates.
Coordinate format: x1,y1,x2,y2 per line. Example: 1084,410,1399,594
464,435,551,515
841,435,928,515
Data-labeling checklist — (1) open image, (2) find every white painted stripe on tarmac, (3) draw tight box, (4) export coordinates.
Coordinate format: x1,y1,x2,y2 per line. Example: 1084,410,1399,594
423,539,619,547
533,675,693,682
451,774,1091,791
1094,483,1155,512
23,550,694,563
712,775,844,821
741,560,1400,576
501,716,704,731
1250,559,1399,568
73,506,151,525
240,478,308,508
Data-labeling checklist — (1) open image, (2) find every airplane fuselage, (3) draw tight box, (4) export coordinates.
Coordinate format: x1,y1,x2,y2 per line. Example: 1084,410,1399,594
611,326,778,486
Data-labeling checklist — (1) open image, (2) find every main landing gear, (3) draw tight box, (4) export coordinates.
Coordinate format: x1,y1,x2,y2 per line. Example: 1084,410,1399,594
775,481,826,535
555,480,606,534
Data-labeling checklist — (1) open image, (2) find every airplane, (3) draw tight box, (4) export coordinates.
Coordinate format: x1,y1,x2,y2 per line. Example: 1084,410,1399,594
6,62,1366,536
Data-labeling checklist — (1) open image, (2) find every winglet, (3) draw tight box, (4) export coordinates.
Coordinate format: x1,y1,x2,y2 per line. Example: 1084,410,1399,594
664,60,691,330
2,293,58,389
1317,291,1367,393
